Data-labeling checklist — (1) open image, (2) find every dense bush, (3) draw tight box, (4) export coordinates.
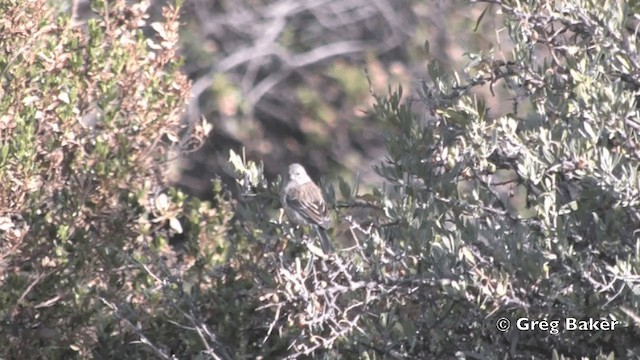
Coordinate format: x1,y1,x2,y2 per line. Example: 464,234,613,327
1,0,640,359
228,0,640,358
0,0,210,357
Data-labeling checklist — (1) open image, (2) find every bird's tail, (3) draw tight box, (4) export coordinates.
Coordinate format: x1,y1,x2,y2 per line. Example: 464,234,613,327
315,227,334,255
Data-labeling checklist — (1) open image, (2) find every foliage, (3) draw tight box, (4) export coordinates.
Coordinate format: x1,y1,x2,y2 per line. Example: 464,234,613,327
0,0,211,358
231,0,640,358
2,0,640,359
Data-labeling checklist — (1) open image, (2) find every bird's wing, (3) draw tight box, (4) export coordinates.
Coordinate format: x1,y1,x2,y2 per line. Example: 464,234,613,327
286,184,331,229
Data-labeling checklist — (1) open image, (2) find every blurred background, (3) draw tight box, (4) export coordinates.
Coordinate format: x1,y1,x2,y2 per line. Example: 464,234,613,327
62,0,502,197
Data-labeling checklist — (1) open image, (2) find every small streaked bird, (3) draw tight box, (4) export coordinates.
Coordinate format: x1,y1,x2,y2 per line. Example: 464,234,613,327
280,163,333,254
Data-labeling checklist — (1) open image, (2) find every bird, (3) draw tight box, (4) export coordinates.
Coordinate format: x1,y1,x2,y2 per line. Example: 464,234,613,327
280,163,333,254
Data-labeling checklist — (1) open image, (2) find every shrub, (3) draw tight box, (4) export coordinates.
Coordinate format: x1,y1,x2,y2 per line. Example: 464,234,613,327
231,0,640,358
0,0,209,358
2,0,640,359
